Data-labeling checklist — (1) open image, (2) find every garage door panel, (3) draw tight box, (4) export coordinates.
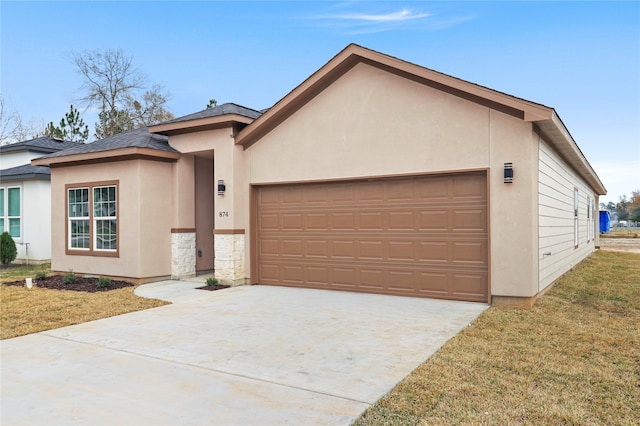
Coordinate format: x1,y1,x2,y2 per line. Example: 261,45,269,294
358,240,384,260
259,239,280,256
419,241,449,262
332,212,356,229
452,175,487,199
329,184,355,202
357,182,385,202
417,177,450,200
303,186,329,203
282,213,303,230
282,265,304,282
307,213,329,230
306,240,329,257
388,211,415,230
332,240,355,258
259,264,280,281
419,210,449,231
333,268,357,287
306,267,329,285
359,269,384,289
451,241,487,264
281,187,303,203
388,241,415,261
387,270,416,291
256,172,488,302
358,212,383,230
386,180,415,200
260,213,280,230
451,273,487,299
417,272,449,294
282,240,303,257
452,208,487,232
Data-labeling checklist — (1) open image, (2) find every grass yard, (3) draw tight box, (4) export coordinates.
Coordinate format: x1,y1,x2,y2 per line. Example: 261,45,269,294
357,250,640,425
601,228,639,238
1,263,168,340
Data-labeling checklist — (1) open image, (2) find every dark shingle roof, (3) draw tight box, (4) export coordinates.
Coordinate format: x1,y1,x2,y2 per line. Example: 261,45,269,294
158,103,263,125
0,164,51,181
0,137,81,154
40,127,178,159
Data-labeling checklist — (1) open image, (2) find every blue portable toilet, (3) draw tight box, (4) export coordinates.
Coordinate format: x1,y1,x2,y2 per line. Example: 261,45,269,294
599,211,611,233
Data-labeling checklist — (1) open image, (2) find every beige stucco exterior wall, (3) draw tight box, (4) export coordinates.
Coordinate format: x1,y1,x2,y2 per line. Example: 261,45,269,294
168,127,247,283
488,111,539,298
241,62,539,298
50,159,173,280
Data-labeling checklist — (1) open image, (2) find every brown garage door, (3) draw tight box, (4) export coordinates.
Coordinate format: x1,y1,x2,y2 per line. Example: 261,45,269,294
255,172,488,302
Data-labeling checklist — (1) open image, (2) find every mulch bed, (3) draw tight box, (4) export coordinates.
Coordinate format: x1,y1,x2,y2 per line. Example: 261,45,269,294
196,284,230,292
3,275,134,292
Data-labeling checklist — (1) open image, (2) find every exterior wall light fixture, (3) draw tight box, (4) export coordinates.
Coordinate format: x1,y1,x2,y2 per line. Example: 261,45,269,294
504,163,514,184
217,180,226,195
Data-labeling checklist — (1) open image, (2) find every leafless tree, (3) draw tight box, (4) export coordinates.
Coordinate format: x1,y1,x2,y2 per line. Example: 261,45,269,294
72,48,146,114
0,97,46,145
72,49,173,138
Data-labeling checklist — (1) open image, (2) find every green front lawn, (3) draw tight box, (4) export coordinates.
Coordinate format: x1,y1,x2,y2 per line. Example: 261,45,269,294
358,250,640,425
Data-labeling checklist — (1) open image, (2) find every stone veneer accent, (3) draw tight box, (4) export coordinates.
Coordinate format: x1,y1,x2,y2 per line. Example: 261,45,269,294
171,232,196,279
214,233,245,285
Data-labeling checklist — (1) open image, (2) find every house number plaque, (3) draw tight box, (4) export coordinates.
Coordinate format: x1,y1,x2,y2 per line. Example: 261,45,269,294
218,211,229,217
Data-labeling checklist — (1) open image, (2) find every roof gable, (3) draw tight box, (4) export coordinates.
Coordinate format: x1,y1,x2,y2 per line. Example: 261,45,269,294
234,44,554,150
234,43,604,195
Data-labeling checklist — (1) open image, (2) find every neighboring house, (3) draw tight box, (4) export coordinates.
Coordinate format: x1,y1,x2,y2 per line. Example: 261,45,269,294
0,137,79,263
33,44,606,306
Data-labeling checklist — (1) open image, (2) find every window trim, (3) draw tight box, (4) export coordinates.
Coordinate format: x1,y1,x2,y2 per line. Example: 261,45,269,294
65,181,119,257
574,188,579,248
1,185,22,240
586,196,592,243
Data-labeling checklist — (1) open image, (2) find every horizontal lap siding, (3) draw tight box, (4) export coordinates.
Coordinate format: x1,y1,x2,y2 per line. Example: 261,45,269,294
256,173,488,302
538,139,595,291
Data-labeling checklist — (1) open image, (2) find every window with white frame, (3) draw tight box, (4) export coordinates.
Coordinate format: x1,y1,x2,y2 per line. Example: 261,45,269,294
93,186,117,251
574,188,579,248
67,182,118,255
0,186,21,239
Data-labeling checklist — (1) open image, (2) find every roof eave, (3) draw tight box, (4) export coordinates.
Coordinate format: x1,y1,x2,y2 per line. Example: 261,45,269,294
0,173,50,182
32,147,181,167
0,146,61,155
535,111,606,195
149,114,255,136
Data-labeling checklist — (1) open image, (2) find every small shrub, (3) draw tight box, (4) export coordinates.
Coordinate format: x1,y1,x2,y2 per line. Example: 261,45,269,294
205,277,219,286
63,270,77,285
0,232,17,266
35,271,47,280
97,276,112,288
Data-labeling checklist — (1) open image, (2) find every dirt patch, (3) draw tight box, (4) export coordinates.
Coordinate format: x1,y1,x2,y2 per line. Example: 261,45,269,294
599,238,640,254
3,275,134,292
196,284,230,291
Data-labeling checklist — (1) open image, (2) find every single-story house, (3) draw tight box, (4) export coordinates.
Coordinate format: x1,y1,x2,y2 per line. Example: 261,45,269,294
0,137,79,262
33,44,606,306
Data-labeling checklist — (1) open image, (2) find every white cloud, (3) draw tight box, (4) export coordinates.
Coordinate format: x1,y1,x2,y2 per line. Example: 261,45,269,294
332,8,430,23
310,6,447,34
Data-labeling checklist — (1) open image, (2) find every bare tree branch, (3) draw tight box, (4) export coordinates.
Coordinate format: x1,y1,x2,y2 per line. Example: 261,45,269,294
72,48,146,113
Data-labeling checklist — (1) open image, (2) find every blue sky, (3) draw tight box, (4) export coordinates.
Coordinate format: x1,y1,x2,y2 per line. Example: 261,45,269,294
1,1,638,204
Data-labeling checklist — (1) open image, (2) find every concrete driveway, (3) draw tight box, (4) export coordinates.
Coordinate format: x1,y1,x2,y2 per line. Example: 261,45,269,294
1,282,487,425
